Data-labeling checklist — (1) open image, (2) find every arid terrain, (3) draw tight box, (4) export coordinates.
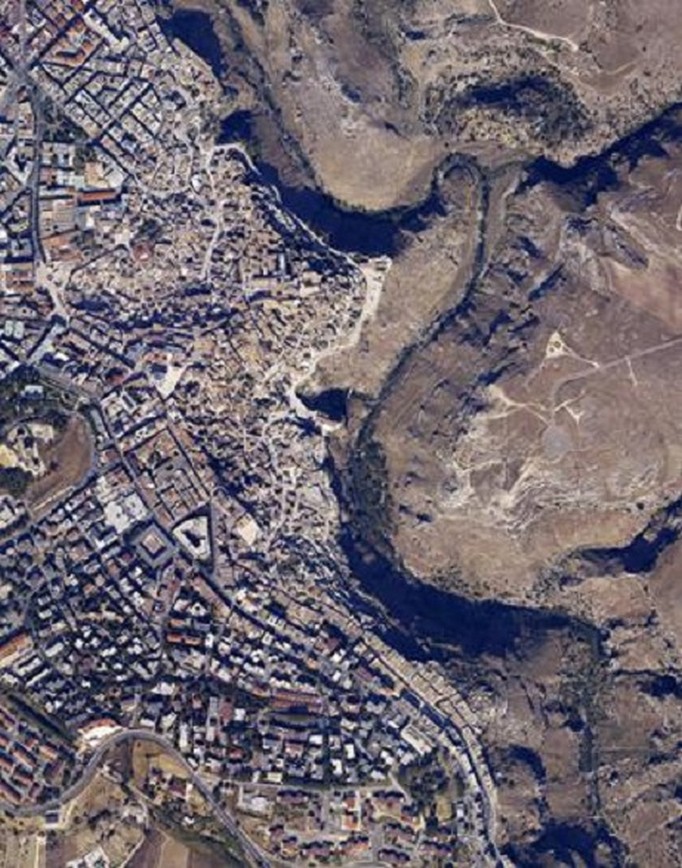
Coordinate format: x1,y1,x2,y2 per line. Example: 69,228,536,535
368,118,682,606
331,109,682,864
176,0,682,211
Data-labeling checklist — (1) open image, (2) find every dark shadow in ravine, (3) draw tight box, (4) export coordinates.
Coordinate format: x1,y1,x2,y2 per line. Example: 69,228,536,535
337,525,599,664
216,111,449,255
159,9,224,79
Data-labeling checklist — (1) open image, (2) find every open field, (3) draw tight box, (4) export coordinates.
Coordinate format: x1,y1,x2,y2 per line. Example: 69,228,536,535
27,415,94,516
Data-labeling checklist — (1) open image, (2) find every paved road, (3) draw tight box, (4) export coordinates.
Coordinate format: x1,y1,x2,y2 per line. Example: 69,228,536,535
0,729,271,867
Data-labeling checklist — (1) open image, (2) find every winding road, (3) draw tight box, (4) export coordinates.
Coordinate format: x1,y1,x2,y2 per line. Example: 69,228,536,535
1,729,271,868
486,0,580,51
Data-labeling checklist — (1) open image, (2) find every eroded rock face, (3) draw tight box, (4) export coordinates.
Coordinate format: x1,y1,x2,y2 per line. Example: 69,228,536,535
326,112,682,864
181,0,682,210
367,111,682,606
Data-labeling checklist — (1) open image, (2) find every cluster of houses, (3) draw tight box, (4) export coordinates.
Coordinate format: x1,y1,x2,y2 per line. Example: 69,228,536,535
0,0,501,861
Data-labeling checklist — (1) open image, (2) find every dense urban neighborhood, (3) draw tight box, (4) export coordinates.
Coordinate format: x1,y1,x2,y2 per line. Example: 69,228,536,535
0,0,503,864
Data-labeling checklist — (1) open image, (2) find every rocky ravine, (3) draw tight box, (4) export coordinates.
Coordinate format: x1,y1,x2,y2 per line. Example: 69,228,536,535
170,0,682,212
329,106,682,865
162,4,682,863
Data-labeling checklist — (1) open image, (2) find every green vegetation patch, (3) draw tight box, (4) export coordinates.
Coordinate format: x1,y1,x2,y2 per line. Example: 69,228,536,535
0,467,32,498
348,436,395,546
0,366,74,435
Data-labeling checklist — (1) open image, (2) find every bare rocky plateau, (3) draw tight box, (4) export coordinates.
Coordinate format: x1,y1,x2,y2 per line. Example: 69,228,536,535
333,108,682,867
174,0,682,212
